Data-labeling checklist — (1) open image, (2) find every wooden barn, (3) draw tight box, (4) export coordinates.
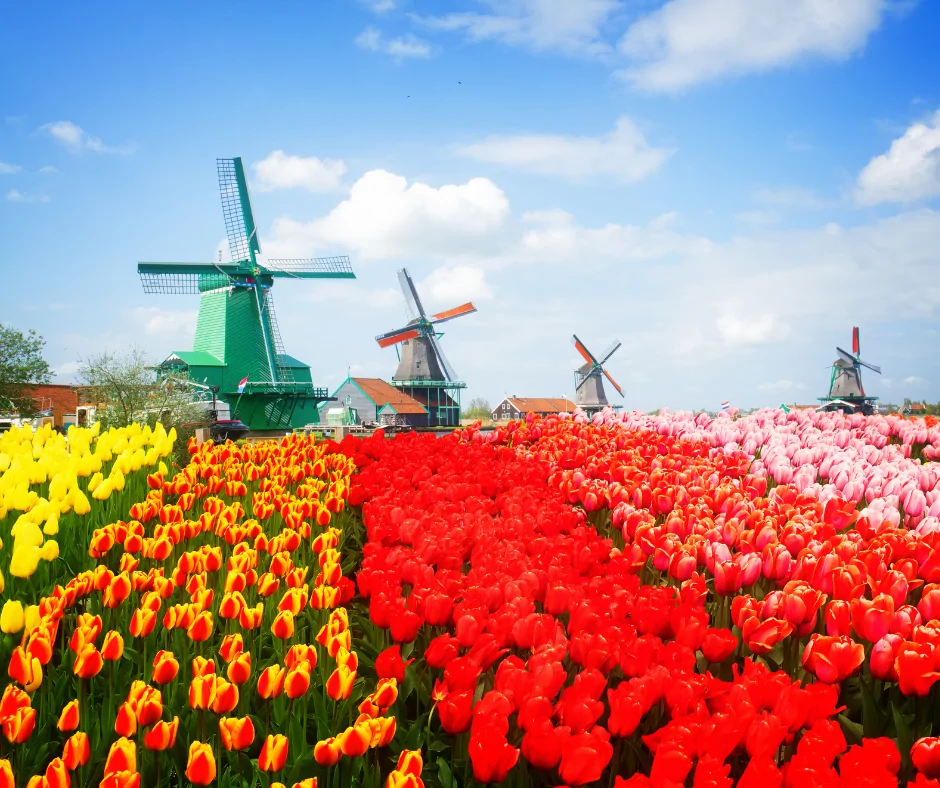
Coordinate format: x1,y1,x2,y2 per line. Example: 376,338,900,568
324,377,430,427
491,396,575,421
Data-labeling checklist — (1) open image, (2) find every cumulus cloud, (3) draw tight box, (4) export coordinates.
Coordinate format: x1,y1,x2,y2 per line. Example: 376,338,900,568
39,166,57,174
266,169,511,261
53,361,82,381
5,189,49,203
251,150,346,193
856,110,940,204
40,120,135,155
130,307,198,337
0,162,21,174
456,116,673,183
420,266,494,305
355,27,433,59
617,0,886,92
735,210,780,227
413,0,619,58
904,375,926,384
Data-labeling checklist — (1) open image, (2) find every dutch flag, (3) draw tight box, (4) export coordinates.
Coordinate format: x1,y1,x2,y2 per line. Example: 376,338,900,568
720,401,731,411
237,376,249,394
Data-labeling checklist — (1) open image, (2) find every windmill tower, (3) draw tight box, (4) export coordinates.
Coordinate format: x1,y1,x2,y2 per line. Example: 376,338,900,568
375,269,476,427
818,326,881,415
137,157,356,431
572,335,624,415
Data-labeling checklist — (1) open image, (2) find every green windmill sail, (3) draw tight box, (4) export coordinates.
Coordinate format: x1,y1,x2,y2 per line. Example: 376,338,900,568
138,157,355,431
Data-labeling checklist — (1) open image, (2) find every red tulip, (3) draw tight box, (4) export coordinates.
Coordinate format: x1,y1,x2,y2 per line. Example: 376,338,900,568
802,635,865,684
63,731,91,769
913,737,940,779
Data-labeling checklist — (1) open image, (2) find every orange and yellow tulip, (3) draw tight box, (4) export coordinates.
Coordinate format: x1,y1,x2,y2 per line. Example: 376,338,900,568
284,661,311,699
72,644,103,679
258,665,285,700
101,631,124,661
56,700,79,732
259,734,289,772
219,634,243,663
226,652,251,685
143,717,179,751
152,650,179,684
326,665,356,701
104,737,137,775
185,742,216,785
191,657,216,677
314,738,341,767
63,731,91,769
271,610,294,640
219,716,255,751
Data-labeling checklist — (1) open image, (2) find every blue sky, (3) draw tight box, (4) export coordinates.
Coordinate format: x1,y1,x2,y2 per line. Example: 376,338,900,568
3,0,940,411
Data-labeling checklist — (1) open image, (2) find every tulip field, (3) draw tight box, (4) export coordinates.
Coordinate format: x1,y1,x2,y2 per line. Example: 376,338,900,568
6,410,940,788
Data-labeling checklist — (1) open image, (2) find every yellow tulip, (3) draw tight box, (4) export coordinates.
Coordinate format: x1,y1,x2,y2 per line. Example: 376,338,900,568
40,540,59,562
11,519,43,550
71,489,91,516
110,467,126,492
0,601,25,634
90,421,101,438
43,514,59,535
88,472,103,492
159,461,168,476
92,478,114,501
0,569,5,594
10,545,41,578
24,605,40,632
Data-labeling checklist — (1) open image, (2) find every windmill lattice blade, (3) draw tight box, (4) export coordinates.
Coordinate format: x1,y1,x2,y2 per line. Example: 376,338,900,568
263,256,354,278
428,333,458,382
259,291,294,383
398,269,426,319
603,367,624,398
137,263,237,294
376,328,421,348
431,302,477,323
217,158,260,264
599,340,622,364
572,335,598,366
857,359,881,374
852,327,860,355
837,347,856,365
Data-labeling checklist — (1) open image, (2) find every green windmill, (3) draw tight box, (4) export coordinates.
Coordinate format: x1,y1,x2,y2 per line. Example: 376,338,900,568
138,157,355,432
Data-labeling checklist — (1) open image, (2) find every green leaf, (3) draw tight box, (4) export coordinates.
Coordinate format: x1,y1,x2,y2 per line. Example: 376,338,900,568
837,713,864,745
404,716,424,750
892,704,914,773
859,678,883,738
437,757,456,788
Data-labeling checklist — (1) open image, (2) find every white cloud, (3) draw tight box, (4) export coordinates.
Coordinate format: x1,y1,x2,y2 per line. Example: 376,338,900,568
735,209,780,226
421,266,494,305
754,186,829,209
355,27,433,59
130,307,198,337
617,0,886,92
252,150,347,193
855,110,940,205
5,189,49,203
413,0,619,58
757,379,806,391
40,121,135,155
53,361,82,381
366,0,395,11
904,375,926,384
0,162,21,174
456,117,673,183
39,166,57,174
267,169,511,261
716,313,784,347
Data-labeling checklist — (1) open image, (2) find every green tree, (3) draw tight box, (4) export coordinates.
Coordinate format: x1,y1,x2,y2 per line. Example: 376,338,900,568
79,347,206,465
463,397,492,420
0,325,52,416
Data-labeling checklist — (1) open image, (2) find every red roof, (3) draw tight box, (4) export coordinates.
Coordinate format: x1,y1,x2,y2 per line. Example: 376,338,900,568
29,384,79,414
503,397,576,414
352,379,428,415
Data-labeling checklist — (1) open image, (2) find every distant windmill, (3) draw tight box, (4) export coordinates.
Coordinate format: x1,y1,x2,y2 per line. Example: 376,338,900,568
572,335,624,414
818,326,881,415
137,157,355,430
375,269,476,427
